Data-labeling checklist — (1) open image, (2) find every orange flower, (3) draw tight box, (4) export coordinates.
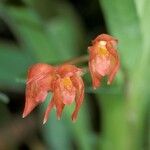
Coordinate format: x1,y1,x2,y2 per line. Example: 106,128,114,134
23,63,84,123
88,34,120,89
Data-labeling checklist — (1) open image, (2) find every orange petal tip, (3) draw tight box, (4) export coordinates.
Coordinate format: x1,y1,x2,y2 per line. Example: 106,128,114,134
107,81,111,85
43,118,47,125
22,113,27,118
57,116,61,120
72,117,77,123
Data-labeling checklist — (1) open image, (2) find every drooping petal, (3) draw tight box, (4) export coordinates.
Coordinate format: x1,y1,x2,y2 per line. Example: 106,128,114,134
89,60,102,89
55,98,65,120
71,76,84,122
23,63,55,118
54,79,65,120
43,97,55,124
43,79,66,123
106,41,120,84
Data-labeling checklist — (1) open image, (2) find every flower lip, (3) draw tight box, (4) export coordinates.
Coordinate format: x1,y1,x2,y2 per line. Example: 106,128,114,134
62,91,76,105
60,77,76,105
62,77,72,89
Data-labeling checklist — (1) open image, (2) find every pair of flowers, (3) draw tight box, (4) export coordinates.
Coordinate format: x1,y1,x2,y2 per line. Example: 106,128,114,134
23,34,120,124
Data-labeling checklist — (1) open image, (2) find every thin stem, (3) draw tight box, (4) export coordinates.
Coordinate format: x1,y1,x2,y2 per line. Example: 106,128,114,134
63,55,89,65
62,55,89,75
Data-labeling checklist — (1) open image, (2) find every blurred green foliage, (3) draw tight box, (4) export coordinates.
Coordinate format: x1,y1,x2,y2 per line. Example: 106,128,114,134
0,0,149,150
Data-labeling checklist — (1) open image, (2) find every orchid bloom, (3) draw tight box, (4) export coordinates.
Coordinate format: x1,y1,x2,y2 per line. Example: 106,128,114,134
22,63,84,124
88,34,120,89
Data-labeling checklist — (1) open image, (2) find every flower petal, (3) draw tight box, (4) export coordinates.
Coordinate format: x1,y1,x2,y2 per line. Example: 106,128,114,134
92,34,118,45
106,42,120,84
89,60,102,89
57,64,80,77
71,76,84,122
53,79,65,120
23,63,55,118
43,97,55,124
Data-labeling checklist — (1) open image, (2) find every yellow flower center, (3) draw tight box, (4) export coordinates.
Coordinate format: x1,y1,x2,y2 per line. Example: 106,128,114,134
98,41,109,57
62,77,72,89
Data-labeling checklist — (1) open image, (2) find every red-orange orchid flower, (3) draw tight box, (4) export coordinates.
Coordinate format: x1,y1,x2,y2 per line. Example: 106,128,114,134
88,34,120,89
23,63,84,124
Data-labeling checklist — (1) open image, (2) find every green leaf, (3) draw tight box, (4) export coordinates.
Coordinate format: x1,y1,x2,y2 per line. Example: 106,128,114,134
0,42,33,91
0,4,84,63
0,5,58,62
46,15,83,62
